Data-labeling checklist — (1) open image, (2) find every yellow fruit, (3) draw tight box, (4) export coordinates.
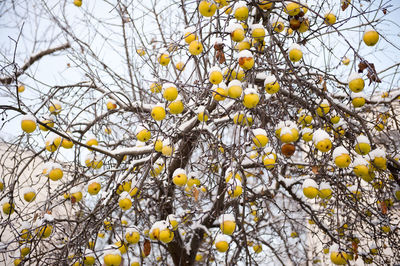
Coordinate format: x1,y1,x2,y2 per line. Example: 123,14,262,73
253,244,262,253
334,154,351,168
315,139,332,153
215,241,229,252
252,28,265,41
342,57,350,65
38,224,52,238
48,168,63,181
348,78,364,92
74,0,82,7
354,143,371,155
198,112,209,122
163,85,178,101
324,13,336,25
198,1,217,17
71,191,83,202
119,198,132,211
86,138,98,147
84,256,95,265
319,188,332,199
212,86,228,101
23,191,36,202
331,116,340,124
150,82,162,93
2,202,15,215
61,138,74,149
125,231,140,244
317,103,330,117
18,84,25,93
195,254,203,261
263,157,275,169
221,220,236,235
162,145,173,156
352,97,365,108
184,32,197,44
168,100,184,114
243,93,259,109
188,40,203,56
106,101,117,110
238,57,254,70
253,135,269,148
88,182,101,195
175,61,185,71
158,53,170,66
228,185,242,198
39,119,54,131
173,174,187,186
151,106,166,121
136,129,151,142
14,259,22,266
330,251,349,265
264,79,280,94
49,102,62,114
363,30,379,46
136,48,145,56
159,229,174,243
298,19,309,33
258,0,273,10
21,118,37,133
104,254,122,266
289,48,303,62
209,71,223,85
285,2,300,16
231,28,245,42
303,187,319,199
302,132,313,142
273,21,285,33
228,84,242,98
234,6,249,21
236,40,251,51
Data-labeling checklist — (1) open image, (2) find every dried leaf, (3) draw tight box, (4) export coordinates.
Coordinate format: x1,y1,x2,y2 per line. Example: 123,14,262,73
143,239,151,256
70,195,76,204
382,8,387,14
381,201,388,215
193,187,199,202
352,241,358,260
341,0,350,11
367,70,382,85
358,61,368,73
312,166,319,174
216,50,225,64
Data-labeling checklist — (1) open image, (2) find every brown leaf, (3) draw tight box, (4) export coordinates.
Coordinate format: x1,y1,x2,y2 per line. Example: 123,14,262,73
143,239,151,256
341,0,350,11
214,43,224,52
381,201,388,215
367,70,382,85
382,8,387,14
352,241,358,260
311,166,319,174
358,61,368,73
193,187,199,202
216,50,225,64
70,195,76,204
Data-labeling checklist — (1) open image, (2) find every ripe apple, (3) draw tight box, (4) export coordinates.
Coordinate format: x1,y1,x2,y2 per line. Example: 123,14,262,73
21,115,37,133
264,75,280,94
284,2,300,16
159,229,174,243
151,105,166,121
363,29,379,46
198,1,217,17
88,182,101,195
74,0,82,7
158,53,170,66
163,84,178,101
324,13,337,25
188,40,203,56
234,5,249,21
289,44,303,62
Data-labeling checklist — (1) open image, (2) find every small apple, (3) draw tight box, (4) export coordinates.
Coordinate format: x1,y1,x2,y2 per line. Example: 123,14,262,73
21,115,36,133
363,28,379,46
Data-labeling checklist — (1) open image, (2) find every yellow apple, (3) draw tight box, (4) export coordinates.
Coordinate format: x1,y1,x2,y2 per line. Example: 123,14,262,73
21,115,36,133
188,40,203,55
363,29,379,46
198,1,217,17
324,13,336,25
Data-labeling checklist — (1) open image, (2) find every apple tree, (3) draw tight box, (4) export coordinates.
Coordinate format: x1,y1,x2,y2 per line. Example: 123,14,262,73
1,0,400,265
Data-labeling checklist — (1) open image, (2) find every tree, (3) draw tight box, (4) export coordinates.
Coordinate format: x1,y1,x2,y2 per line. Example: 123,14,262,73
1,0,400,265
